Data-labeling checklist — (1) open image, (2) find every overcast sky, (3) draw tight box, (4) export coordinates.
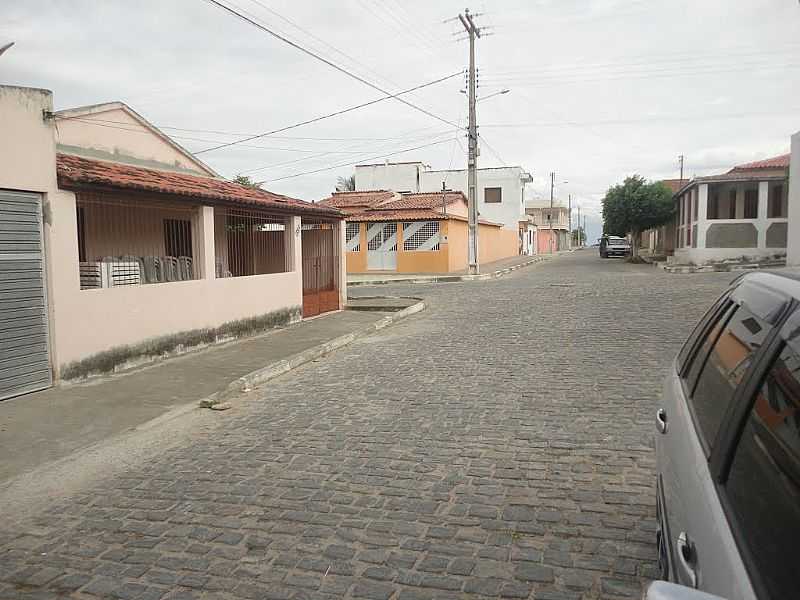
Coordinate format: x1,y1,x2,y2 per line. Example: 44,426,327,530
3,0,799,242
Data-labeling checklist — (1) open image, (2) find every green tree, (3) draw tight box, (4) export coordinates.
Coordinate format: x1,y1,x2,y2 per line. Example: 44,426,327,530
232,174,262,189
336,174,356,191
602,175,674,258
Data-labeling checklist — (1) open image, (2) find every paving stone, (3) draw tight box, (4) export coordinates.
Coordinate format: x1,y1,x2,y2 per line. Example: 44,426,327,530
0,254,733,600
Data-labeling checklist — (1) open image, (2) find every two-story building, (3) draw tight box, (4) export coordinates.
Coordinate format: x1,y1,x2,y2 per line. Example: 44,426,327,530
525,204,571,254
353,161,534,255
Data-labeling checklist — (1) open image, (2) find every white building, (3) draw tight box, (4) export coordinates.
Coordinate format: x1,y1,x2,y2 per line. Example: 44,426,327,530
354,162,533,233
788,131,800,266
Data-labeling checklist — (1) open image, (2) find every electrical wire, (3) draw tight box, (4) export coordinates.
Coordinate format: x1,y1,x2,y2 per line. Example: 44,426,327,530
263,137,458,183
201,0,462,131
191,69,463,154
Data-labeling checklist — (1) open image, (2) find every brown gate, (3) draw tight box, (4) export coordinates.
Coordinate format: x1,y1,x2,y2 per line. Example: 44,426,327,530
301,220,339,318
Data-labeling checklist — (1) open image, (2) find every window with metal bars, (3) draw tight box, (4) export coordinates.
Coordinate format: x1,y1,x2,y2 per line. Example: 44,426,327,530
403,221,440,251
76,192,200,290
346,222,360,252
214,208,290,278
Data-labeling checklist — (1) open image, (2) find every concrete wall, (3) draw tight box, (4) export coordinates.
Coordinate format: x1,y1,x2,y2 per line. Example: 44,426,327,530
789,132,800,266
355,163,424,192
48,191,305,369
422,167,527,231
55,106,212,175
0,86,57,194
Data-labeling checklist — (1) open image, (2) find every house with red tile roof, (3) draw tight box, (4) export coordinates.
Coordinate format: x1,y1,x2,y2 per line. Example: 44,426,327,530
320,189,518,273
0,85,345,396
671,153,790,265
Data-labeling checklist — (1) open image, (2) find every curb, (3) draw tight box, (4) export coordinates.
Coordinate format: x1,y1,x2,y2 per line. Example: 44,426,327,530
347,256,547,286
201,299,426,406
659,261,787,274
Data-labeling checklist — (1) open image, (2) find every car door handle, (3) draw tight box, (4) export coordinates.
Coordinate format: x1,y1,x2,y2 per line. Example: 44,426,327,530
656,408,668,434
677,531,698,588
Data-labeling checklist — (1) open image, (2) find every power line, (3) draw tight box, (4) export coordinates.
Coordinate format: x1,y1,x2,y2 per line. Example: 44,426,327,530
202,0,461,131
241,129,457,175
193,69,463,154
263,136,458,183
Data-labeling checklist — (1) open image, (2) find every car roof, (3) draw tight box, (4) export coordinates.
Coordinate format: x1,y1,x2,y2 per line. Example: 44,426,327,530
738,269,800,300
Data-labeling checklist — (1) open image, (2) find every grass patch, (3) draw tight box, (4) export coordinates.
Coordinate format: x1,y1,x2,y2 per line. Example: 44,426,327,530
61,306,301,380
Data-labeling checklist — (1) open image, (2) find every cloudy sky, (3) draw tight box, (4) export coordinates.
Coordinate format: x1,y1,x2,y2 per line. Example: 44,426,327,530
3,0,799,241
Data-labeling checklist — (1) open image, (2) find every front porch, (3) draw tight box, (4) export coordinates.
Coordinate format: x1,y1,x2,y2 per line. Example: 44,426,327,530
673,177,788,265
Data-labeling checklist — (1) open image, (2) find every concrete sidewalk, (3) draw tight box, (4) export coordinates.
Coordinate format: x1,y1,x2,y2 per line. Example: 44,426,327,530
0,302,420,483
347,254,549,286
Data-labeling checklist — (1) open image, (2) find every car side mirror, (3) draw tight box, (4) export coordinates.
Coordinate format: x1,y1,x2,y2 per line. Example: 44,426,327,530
645,582,727,600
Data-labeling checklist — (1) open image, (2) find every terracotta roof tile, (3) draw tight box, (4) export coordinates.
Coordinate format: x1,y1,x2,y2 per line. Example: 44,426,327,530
319,190,397,209
660,178,690,193
375,191,466,211
57,153,342,217
729,153,790,172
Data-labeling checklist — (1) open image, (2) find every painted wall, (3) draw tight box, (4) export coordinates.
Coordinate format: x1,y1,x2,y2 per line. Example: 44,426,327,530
0,86,57,194
422,167,528,231
355,163,425,192
789,132,800,266
55,106,212,175
447,220,518,268
47,192,305,369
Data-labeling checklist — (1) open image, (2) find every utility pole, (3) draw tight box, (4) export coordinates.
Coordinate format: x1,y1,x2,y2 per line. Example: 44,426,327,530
459,9,481,275
577,205,581,246
549,172,555,254
568,193,572,249
678,154,684,181
441,180,447,216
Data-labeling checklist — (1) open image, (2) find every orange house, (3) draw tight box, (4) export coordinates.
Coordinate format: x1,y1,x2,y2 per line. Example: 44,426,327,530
321,190,518,274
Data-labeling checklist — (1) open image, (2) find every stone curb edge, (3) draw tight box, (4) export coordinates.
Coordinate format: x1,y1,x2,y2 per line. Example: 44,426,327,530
200,299,426,407
347,256,547,286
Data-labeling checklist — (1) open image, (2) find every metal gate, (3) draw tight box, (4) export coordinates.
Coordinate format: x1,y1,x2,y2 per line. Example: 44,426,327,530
0,190,52,401
366,222,397,270
301,220,339,318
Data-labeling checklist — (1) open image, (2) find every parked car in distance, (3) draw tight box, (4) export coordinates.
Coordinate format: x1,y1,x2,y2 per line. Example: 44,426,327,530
655,270,800,600
599,235,630,258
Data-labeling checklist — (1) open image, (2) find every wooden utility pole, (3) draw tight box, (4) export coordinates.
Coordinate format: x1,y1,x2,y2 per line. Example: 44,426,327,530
459,9,481,274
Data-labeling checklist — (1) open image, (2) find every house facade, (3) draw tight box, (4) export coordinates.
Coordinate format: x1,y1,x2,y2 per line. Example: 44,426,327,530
353,161,533,249
322,190,517,273
640,178,688,256
525,204,570,254
672,154,789,265
0,85,345,399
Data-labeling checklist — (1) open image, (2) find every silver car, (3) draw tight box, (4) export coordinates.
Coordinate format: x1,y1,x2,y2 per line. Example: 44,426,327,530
652,271,800,600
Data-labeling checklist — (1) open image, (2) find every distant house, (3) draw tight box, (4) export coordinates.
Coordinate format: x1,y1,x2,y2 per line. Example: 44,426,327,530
0,85,345,399
352,161,534,255
673,153,789,265
641,178,689,256
525,204,570,254
321,190,516,273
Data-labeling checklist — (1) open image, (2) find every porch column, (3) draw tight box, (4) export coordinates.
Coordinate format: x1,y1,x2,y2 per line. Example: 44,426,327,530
287,215,302,272
757,180,769,249
337,219,347,309
788,131,800,266
696,184,708,249
199,205,215,280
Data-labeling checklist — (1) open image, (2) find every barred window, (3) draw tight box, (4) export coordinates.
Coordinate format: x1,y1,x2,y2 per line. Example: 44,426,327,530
214,208,290,278
76,193,200,290
346,222,360,252
403,221,440,251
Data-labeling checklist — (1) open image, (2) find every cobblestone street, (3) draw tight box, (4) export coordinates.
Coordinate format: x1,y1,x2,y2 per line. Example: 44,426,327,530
0,251,734,600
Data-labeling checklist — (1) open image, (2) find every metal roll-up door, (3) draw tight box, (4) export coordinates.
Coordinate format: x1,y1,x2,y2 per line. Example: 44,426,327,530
0,190,52,401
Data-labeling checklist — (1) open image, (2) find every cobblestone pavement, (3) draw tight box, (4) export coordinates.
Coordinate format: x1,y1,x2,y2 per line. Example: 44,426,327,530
0,252,734,600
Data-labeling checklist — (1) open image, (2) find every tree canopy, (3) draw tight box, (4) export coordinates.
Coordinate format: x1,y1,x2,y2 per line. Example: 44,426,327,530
232,174,262,189
336,174,356,191
602,175,674,238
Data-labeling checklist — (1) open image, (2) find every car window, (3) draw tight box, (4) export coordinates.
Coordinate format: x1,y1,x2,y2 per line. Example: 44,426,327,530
689,303,773,450
677,293,731,375
724,337,800,600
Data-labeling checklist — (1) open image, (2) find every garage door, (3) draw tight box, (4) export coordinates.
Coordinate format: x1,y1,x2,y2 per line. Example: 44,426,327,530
0,190,51,401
